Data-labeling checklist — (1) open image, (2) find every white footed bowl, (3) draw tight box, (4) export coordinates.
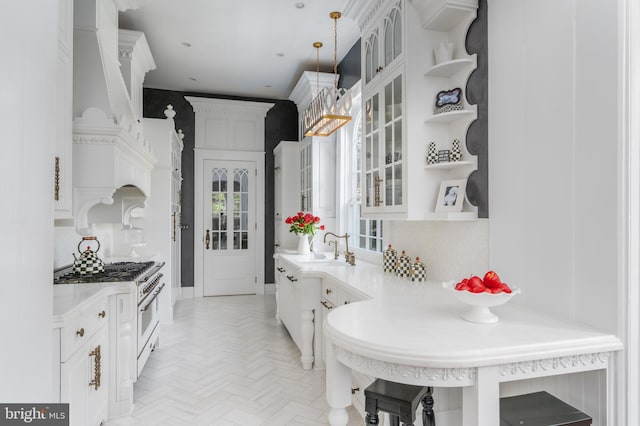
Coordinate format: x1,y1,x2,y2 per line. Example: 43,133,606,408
442,281,521,324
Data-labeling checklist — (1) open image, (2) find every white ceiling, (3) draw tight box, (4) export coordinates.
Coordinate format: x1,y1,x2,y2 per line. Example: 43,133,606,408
118,0,362,100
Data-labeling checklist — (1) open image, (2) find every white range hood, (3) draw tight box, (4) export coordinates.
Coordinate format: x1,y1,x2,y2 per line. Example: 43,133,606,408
72,0,156,234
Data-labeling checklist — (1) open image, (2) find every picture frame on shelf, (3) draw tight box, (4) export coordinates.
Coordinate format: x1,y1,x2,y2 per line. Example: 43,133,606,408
435,88,462,108
435,179,466,213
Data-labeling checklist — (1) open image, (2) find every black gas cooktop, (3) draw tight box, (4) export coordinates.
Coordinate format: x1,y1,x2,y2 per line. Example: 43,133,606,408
53,261,154,284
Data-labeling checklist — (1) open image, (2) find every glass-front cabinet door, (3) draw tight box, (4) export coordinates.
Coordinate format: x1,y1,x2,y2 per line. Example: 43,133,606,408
363,0,403,89
362,71,404,216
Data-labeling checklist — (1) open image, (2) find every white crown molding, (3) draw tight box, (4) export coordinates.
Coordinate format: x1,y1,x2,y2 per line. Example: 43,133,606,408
118,29,156,74
289,71,338,112
344,0,388,32
185,97,274,119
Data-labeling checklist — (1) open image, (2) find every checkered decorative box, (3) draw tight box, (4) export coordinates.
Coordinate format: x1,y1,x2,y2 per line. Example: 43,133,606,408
395,251,411,277
410,257,427,282
383,245,398,272
450,139,462,162
438,150,450,163
426,142,438,165
433,103,464,115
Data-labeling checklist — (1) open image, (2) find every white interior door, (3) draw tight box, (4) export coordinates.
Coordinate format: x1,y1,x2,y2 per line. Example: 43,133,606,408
203,160,256,296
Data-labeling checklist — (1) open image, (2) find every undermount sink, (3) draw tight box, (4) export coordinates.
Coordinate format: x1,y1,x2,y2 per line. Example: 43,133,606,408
294,253,347,265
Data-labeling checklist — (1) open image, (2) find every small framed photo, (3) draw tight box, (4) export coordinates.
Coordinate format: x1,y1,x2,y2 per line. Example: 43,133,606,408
435,179,466,212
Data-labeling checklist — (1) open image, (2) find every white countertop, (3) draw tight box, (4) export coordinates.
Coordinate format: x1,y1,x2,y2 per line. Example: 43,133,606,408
52,281,135,327
277,253,623,368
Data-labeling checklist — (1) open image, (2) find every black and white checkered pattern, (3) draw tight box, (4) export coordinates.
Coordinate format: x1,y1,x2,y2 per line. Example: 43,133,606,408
395,252,411,277
450,139,462,162
72,254,105,275
410,257,427,282
426,142,438,165
434,103,464,115
383,245,397,272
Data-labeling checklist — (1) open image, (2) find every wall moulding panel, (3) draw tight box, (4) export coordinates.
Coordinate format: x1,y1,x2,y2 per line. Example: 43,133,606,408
185,97,274,151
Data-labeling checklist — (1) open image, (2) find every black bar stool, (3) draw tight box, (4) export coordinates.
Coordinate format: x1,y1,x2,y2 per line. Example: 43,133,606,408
500,391,592,426
364,379,435,426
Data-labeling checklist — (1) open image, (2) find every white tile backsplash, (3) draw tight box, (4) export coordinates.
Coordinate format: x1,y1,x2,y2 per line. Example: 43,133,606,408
385,219,489,282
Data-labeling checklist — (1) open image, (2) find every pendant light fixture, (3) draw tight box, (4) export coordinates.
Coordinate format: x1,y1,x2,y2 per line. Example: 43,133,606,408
302,11,352,137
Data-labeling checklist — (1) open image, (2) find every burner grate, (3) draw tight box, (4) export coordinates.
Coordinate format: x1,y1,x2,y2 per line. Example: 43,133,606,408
54,261,154,284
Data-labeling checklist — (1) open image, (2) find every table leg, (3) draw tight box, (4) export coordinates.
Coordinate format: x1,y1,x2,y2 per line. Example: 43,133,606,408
462,366,499,426
326,343,352,426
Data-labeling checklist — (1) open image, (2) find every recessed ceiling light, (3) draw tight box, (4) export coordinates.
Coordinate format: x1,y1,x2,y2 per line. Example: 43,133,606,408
181,42,192,47
295,2,305,9
188,77,197,81
264,85,272,88
276,52,285,57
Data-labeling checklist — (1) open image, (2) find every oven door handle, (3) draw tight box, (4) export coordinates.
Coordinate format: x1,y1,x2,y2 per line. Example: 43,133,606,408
140,283,165,312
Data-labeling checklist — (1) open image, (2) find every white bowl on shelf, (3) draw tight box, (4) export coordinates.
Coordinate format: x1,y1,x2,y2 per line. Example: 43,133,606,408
442,281,521,324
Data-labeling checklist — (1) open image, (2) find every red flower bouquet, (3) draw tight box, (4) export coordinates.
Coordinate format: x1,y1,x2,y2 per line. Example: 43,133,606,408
285,212,324,236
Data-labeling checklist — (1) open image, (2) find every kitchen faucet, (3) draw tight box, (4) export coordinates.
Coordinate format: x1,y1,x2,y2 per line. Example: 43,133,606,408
323,232,355,266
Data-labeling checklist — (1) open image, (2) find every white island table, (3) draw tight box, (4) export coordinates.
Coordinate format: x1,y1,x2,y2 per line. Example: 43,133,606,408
323,278,623,426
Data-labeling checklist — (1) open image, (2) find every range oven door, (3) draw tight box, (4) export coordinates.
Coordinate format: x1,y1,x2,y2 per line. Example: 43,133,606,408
137,277,165,376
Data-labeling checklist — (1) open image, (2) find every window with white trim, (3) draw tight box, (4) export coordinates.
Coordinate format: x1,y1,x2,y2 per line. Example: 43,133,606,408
345,88,383,252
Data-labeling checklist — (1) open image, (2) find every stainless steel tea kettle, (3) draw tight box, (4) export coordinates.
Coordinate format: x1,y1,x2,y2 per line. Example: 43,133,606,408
72,236,105,275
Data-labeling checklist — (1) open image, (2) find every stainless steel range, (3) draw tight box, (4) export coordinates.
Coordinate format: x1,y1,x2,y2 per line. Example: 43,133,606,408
54,261,166,377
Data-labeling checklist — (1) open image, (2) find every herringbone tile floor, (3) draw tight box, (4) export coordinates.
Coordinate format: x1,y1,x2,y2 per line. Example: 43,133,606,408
105,295,362,426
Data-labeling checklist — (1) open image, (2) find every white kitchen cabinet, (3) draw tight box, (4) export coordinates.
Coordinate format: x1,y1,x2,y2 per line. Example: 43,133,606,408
54,0,73,219
274,141,300,252
275,257,322,370
319,278,372,417
359,0,479,220
139,106,184,321
56,296,109,426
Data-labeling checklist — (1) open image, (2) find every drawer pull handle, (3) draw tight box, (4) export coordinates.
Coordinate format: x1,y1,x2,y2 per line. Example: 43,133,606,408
344,301,350,305
76,328,85,337
286,275,298,282
98,310,106,318
351,387,360,394
321,300,333,310
325,288,332,295
277,267,285,273
89,344,101,390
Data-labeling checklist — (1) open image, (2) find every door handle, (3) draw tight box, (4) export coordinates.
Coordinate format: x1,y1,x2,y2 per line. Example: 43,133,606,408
205,229,210,250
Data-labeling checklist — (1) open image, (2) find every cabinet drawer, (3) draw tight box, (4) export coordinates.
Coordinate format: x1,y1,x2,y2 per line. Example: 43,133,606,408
322,280,340,305
60,298,108,362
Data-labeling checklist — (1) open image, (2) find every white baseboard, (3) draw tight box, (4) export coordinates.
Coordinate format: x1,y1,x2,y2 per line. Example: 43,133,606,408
180,287,195,299
264,283,276,294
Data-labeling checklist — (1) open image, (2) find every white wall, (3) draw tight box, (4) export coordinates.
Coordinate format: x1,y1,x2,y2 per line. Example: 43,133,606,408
0,2,57,401
386,220,489,282
488,1,620,423
488,0,618,331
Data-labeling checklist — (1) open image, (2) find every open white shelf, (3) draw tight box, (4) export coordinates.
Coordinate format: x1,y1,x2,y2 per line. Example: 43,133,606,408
425,160,475,170
418,0,478,31
425,56,476,77
424,211,478,221
425,109,475,123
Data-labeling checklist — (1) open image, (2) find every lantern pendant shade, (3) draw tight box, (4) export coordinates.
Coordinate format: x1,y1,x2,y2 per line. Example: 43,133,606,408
303,11,352,137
